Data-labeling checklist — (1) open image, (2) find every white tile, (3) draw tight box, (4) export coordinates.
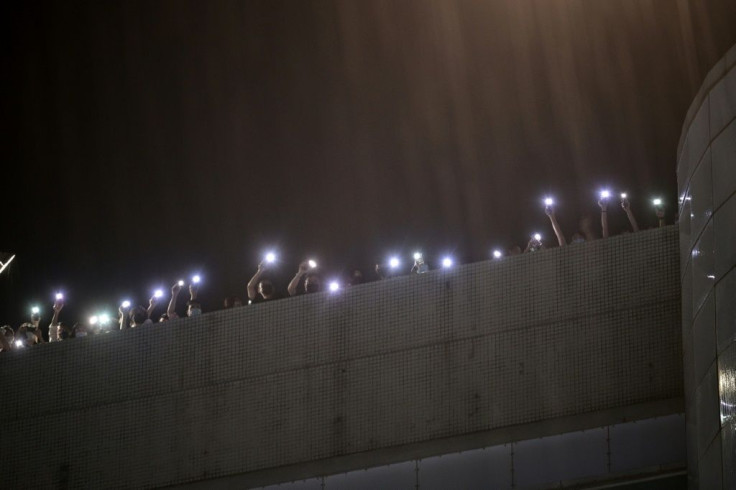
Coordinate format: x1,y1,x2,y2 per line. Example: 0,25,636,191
712,119,736,210
727,42,736,69
722,419,736,490
719,342,736,427
682,100,711,186
716,267,736,355
689,149,714,250
710,66,736,137
692,221,716,315
714,194,736,278
699,432,723,490
683,260,693,331
696,362,721,459
693,293,716,385
678,136,692,196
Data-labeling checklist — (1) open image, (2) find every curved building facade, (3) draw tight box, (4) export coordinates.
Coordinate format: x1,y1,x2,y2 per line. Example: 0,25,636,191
677,43,736,489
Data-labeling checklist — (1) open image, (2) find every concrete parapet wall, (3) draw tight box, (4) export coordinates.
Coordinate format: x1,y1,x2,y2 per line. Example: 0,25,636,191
0,227,681,489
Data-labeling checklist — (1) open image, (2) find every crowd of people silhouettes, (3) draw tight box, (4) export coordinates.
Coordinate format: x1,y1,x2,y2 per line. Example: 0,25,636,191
1,191,670,353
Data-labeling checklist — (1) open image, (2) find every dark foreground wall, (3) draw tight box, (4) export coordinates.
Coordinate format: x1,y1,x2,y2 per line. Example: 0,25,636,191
0,227,681,489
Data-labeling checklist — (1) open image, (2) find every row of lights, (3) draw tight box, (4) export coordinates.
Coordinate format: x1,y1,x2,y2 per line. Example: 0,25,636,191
543,191,664,207
26,193,668,325
24,251,472,333
29,276,203,327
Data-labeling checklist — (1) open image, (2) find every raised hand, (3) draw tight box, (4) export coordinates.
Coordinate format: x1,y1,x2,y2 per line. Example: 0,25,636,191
620,197,630,211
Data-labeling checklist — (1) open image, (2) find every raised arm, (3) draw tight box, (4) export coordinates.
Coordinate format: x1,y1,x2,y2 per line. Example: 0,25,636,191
119,304,130,330
598,199,609,238
656,207,666,228
287,261,309,296
523,237,535,253
375,264,385,280
146,296,157,320
167,282,181,317
247,262,267,300
620,196,639,232
544,205,567,247
48,298,64,342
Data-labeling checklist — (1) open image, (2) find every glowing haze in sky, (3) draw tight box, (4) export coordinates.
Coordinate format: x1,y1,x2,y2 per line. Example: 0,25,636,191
2,0,735,325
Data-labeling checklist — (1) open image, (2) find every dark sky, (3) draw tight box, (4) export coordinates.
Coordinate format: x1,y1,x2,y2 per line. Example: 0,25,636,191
2,0,735,326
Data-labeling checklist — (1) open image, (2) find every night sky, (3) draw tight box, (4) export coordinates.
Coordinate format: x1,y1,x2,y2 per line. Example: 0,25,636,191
2,0,735,327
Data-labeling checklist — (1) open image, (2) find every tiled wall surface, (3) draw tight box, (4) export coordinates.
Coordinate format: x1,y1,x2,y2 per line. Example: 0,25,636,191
0,227,681,489
677,42,736,490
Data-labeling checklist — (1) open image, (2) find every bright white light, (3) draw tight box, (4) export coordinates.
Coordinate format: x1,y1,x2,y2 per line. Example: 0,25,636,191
389,257,400,269
544,197,554,206
154,289,164,299
192,275,201,284
31,306,39,314
652,198,662,206
55,292,64,300
600,189,611,199
177,280,184,287
121,300,131,308
533,233,542,241
308,259,317,269
99,314,110,325
89,316,98,325
413,252,422,261
492,250,503,259
265,252,276,263
15,340,23,348
620,193,627,199
441,257,453,268
329,281,340,292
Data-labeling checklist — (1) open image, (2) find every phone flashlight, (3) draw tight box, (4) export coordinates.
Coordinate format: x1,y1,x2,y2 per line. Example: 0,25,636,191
308,259,317,269
56,293,63,301
121,300,131,308
413,252,422,261
31,306,40,315
15,340,23,348
441,257,453,268
192,275,201,284
265,252,276,264
544,197,554,206
99,314,110,325
154,289,163,299
533,233,542,242
389,257,400,269
329,281,340,292
620,193,627,199
89,316,98,325
652,198,662,207
600,190,611,200
177,280,184,287
492,250,503,259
